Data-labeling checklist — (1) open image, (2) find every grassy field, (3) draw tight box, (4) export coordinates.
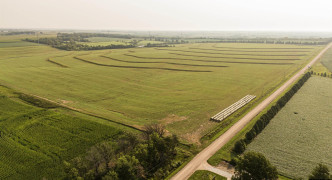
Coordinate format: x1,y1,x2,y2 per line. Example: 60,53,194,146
0,85,131,179
0,36,322,143
246,77,332,179
82,37,164,46
188,170,226,180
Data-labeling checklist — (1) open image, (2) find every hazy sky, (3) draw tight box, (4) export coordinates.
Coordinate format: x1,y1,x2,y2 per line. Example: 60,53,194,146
1,0,332,31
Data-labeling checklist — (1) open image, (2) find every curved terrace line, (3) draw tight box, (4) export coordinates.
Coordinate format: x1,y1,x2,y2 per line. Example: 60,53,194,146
100,55,229,68
168,52,301,61
46,58,68,68
155,48,307,56
123,54,293,65
188,47,311,53
211,45,314,50
73,56,212,72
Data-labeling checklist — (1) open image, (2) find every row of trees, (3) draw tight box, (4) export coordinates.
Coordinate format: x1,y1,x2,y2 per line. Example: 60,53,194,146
64,124,180,180
24,37,135,51
198,39,328,45
57,33,132,40
144,37,189,44
311,70,332,78
232,72,312,154
3,31,36,36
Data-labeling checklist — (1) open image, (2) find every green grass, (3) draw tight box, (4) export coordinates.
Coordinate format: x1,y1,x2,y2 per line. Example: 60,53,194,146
246,77,332,179
0,86,126,179
188,170,227,180
83,37,164,46
0,41,37,48
77,41,128,46
0,37,322,143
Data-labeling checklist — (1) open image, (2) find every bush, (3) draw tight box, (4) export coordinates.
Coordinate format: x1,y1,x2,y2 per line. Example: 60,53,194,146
232,152,278,180
309,163,331,180
232,140,246,154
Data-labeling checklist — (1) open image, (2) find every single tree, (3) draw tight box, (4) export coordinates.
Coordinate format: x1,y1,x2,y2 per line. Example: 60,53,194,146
232,152,278,180
309,163,331,180
232,139,246,154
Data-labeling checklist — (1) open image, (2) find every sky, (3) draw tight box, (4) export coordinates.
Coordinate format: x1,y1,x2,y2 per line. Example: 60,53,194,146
1,0,332,31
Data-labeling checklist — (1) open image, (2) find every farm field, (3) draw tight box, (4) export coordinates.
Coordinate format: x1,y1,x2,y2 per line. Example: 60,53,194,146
0,86,126,179
71,36,165,47
246,76,332,179
0,37,322,143
320,46,332,72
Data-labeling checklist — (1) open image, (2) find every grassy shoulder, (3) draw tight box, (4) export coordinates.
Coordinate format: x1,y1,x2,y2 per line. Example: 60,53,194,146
188,170,227,180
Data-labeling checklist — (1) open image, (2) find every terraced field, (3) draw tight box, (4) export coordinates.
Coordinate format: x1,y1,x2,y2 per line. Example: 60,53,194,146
0,38,322,143
246,77,332,179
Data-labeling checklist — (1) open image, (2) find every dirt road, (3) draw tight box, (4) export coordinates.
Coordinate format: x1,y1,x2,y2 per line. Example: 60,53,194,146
170,43,332,180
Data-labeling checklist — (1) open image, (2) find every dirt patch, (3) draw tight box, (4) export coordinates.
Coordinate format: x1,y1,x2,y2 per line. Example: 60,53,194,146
161,114,187,125
181,132,202,145
216,161,235,174
180,121,216,145
60,100,73,104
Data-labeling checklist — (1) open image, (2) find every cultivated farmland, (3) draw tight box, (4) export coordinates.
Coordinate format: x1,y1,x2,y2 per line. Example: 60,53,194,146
320,46,332,72
0,86,127,179
246,76,332,179
0,37,322,143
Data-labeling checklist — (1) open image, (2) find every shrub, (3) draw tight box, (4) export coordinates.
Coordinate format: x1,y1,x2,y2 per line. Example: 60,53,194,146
232,140,246,154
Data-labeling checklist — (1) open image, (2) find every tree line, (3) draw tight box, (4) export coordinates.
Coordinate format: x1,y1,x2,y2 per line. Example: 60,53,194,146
24,36,135,51
198,39,328,45
3,31,37,36
64,124,182,180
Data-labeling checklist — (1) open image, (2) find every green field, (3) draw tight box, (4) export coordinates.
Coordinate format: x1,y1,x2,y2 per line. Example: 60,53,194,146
0,37,322,143
0,86,130,179
81,37,165,46
188,170,226,180
320,46,332,72
246,77,332,179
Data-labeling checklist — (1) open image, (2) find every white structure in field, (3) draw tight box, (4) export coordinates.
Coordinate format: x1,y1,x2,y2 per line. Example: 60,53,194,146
211,95,256,122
